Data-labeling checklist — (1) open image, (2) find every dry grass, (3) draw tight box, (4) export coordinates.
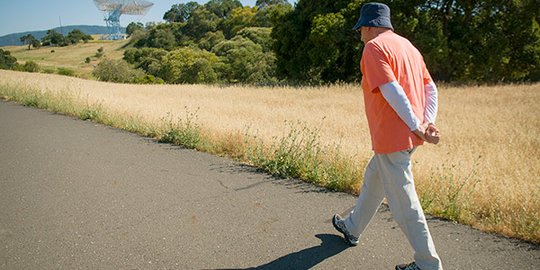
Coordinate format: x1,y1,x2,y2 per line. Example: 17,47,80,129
4,40,129,79
1,69,538,243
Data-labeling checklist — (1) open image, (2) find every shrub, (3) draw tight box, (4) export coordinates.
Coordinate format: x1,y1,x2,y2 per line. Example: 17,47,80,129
42,67,56,74
0,49,18,70
57,67,75,76
133,74,165,84
95,47,104,58
21,61,40,72
85,57,91,63
159,110,201,149
93,59,143,83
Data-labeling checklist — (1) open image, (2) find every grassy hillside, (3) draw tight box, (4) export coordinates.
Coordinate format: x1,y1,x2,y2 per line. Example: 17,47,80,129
3,39,128,79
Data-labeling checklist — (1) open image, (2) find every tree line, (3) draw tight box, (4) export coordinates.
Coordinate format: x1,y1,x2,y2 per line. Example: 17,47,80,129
118,0,290,84
0,28,94,74
120,0,539,85
4,0,539,84
18,29,93,50
272,0,539,83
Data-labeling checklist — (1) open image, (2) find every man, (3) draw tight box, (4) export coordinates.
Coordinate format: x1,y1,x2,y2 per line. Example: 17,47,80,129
332,3,443,270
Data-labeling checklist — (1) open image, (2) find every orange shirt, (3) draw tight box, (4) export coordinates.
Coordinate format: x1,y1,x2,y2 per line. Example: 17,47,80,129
360,31,432,154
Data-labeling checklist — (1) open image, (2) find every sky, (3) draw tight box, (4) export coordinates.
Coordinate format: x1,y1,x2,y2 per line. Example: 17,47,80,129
0,0,298,37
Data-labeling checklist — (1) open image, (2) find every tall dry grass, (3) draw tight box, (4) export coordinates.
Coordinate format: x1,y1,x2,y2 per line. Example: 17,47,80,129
1,69,538,243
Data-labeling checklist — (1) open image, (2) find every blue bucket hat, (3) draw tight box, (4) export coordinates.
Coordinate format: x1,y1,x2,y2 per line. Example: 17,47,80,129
352,2,393,31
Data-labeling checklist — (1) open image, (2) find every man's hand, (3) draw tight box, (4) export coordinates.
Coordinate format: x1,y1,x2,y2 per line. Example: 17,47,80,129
425,124,440,144
413,123,441,144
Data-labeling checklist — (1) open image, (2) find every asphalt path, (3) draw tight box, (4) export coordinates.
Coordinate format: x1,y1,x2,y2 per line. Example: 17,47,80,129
0,100,538,269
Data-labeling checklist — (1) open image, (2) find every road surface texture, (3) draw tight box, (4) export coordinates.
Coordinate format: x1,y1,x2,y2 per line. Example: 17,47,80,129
1,100,538,269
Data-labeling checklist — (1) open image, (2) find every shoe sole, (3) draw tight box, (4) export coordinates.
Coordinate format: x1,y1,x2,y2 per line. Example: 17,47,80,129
332,215,358,246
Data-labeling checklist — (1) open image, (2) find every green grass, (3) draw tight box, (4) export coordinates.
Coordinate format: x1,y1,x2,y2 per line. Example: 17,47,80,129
245,121,363,193
158,110,202,149
0,84,159,138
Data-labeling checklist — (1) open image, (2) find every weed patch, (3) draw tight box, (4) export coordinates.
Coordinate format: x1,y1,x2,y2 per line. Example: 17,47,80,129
158,109,201,149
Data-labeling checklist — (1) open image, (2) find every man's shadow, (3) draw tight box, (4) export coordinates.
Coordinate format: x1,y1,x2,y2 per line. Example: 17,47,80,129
209,234,349,270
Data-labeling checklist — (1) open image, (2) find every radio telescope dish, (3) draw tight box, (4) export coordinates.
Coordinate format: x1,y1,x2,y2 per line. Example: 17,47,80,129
93,0,153,40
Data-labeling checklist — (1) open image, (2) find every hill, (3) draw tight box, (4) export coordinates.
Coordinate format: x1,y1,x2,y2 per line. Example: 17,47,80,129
4,39,129,79
0,25,125,47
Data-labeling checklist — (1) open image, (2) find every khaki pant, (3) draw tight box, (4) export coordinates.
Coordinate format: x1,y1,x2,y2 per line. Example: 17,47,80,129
344,148,443,270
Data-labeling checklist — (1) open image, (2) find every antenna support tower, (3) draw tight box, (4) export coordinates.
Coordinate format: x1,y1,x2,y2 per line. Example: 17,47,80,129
93,0,153,40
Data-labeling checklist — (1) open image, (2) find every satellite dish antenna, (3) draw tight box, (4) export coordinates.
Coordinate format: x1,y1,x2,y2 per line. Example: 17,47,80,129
93,0,154,40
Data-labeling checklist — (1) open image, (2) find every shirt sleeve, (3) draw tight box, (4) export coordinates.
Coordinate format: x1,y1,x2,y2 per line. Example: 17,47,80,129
424,81,438,124
379,81,421,131
362,42,396,92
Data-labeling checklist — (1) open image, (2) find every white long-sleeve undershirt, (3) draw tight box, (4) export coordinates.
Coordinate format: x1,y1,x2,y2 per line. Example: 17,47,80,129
379,81,438,131
423,81,438,124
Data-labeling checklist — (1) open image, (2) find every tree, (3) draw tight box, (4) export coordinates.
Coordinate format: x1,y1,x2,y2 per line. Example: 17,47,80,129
205,0,242,19
223,6,258,37
236,27,273,52
144,24,177,50
66,29,93,44
0,49,18,70
272,0,359,83
42,29,66,46
161,47,221,84
126,22,144,36
163,2,200,23
123,47,168,78
212,36,277,83
254,1,293,27
184,6,221,40
20,34,40,50
256,0,289,9
93,59,143,83
198,31,226,51
273,0,540,83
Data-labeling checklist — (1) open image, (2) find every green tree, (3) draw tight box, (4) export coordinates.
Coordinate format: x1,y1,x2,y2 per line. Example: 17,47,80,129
272,0,360,83
161,47,221,84
93,59,143,83
66,29,92,44
198,31,226,51
143,24,178,50
212,36,277,83
42,29,66,46
20,34,40,50
0,49,18,70
256,0,289,9
184,6,221,40
205,0,243,19
223,6,258,37
253,1,293,27
273,0,540,83
236,27,273,52
126,22,144,36
163,2,200,23
123,47,168,78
